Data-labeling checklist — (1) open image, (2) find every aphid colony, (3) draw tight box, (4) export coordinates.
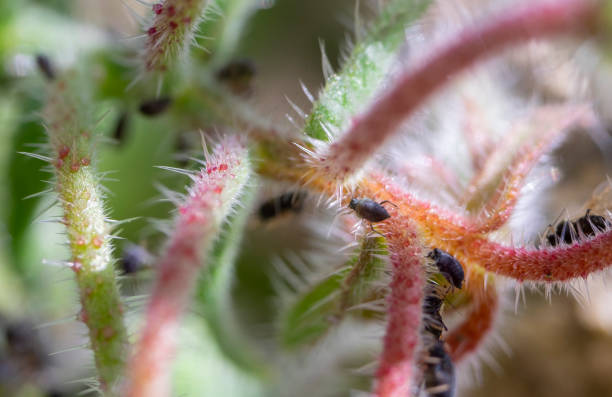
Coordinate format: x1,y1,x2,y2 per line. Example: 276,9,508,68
420,249,464,397
545,209,610,247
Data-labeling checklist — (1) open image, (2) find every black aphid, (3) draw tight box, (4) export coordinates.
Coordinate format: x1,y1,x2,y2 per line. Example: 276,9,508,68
545,210,610,247
119,244,151,274
4,321,48,375
574,209,609,237
259,191,307,221
423,340,456,397
139,97,172,117
113,112,129,145
422,293,447,340
35,54,55,81
216,59,255,82
349,198,396,223
427,248,464,289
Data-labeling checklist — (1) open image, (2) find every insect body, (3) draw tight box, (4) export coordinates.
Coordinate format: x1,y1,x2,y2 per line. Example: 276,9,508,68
113,112,129,146
348,198,397,234
216,59,256,96
119,244,152,275
259,191,307,221
427,248,464,289
419,249,462,397
422,293,446,340
423,340,456,397
139,97,172,117
35,54,55,81
545,210,610,247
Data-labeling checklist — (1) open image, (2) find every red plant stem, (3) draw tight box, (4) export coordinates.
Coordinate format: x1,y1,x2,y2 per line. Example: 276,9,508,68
362,174,612,283
446,271,498,362
362,174,474,238
463,105,594,233
323,0,598,180
123,137,250,397
123,237,202,397
375,216,426,397
445,231,612,282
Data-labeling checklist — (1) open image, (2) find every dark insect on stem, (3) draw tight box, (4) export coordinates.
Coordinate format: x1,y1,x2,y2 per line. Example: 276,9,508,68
138,97,172,117
423,340,456,397
118,244,152,275
216,58,256,96
421,250,463,342
259,191,307,221
35,54,55,81
348,198,396,234
422,291,447,340
427,248,464,289
113,112,129,145
545,209,610,247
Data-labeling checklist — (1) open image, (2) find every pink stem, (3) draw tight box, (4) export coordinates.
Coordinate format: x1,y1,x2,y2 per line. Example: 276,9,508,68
449,230,612,282
123,237,201,397
375,216,426,397
323,0,598,180
123,137,250,397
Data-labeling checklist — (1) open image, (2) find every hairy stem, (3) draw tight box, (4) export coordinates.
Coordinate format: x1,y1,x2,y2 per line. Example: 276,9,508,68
446,270,498,362
42,74,127,392
463,104,594,233
445,230,612,282
320,0,598,181
304,0,432,141
123,136,251,397
375,215,426,397
144,0,210,72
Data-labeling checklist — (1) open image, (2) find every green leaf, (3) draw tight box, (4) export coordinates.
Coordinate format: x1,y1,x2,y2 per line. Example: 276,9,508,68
304,0,432,140
280,236,388,349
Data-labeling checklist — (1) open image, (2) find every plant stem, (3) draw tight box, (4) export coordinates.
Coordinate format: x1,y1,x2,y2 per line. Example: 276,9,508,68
321,0,598,181
375,216,426,397
123,136,251,397
446,270,498,362
43,74,127,393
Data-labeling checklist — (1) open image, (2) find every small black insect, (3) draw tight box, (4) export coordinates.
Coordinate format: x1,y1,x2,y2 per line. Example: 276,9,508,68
423,340,456,397
259,191,307,221
545,210,610,247
216,58,256,96
348,198,396,233
427,249,464,289
546,220,573,246
4,320,49,376
138,97,172,117
113,112,129,145
422,292,447,340
35,54,55,81
118,244,151,275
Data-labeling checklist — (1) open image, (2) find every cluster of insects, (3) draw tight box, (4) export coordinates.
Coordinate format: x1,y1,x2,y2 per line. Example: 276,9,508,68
544,209,611,247
344,197,462,396
419,248,465,397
